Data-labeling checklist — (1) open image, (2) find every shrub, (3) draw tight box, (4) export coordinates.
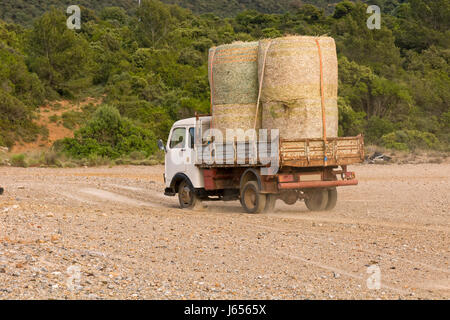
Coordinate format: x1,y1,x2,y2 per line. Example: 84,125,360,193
49,115,59,123
62,111,83,130
10,154,27,167
51,103,62,110
43,150,61,166
62,161,77,168
177,48,203,67
86,154,111,167
57,105,157,159
0,89,41,148
366,116,395,144
381,130,440,151
338,100,366,137
129,150,146,160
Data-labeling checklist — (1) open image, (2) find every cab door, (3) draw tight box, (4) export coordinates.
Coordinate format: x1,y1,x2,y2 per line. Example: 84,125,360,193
185,127,204,188
165,127,187,187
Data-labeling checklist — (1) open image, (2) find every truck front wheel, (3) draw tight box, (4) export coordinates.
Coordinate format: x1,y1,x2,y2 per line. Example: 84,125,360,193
178,180,200,209
240,181,266,214
305,189,328,211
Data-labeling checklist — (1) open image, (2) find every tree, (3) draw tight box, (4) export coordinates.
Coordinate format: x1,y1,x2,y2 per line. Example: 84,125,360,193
333,1,354,19
137,0,173,47
410,0,450,32
27,8,91,95
100,6,128,25
332,2,402,75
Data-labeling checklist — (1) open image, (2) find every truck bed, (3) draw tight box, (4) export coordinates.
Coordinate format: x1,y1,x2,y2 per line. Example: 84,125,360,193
195,135,364,168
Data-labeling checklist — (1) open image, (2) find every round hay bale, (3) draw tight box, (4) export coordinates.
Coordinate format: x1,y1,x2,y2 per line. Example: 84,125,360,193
209,41,260,141
213,104,262,142
262,98,338,140
258,36,338,139
209,41,259,105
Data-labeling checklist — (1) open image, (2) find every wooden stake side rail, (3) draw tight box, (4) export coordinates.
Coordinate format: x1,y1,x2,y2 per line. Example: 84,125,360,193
280,135,364,167
195,135,364,168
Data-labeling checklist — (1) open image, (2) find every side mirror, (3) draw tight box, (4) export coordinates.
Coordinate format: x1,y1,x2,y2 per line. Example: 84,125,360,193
157,139,166,152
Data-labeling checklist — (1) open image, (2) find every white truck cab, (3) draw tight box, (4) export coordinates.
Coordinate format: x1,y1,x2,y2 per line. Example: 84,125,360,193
163,117,210,192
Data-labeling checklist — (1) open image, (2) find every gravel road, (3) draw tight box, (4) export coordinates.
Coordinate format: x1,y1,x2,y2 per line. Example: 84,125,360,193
0,164,448,299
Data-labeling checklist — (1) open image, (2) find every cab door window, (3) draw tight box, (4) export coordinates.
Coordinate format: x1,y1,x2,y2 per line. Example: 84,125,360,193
169,128,186,149
188,127,195,149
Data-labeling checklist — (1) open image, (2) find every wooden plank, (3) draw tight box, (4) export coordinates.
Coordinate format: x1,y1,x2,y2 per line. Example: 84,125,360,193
196,135,364,168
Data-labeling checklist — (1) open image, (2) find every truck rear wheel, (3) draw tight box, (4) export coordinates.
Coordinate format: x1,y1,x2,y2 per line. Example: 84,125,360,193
178,180,200,209
325,188,337,211
264,194,277,212
305,189,328,211
240,181,266,214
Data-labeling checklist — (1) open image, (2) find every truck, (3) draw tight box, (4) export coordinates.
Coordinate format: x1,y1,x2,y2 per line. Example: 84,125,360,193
158,114,364,214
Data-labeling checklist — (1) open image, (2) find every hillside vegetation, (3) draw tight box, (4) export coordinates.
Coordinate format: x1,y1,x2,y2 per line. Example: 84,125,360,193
0,0,404,23
0,0,137,25
0,0,449,164
161,0,407,16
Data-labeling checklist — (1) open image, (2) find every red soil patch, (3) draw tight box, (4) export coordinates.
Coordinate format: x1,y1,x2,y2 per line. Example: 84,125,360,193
11,97,102,154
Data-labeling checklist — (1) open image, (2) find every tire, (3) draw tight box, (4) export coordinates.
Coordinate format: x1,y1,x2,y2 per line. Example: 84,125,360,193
178,180,200,209
263,194,277,213
280,190,298,205
240,181,266,214
305,189,328,211
325,188,338,211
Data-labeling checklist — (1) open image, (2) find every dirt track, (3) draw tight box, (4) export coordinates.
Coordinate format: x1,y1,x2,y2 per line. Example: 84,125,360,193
0,164,448,299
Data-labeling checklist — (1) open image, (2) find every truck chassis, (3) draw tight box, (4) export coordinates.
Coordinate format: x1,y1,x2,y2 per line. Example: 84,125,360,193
167,165,358,213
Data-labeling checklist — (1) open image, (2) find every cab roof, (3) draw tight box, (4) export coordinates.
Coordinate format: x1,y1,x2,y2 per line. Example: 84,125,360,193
172,116,211,127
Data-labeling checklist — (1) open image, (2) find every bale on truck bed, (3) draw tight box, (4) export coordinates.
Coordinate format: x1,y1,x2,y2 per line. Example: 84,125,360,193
208,41,261,141
258,36,338,140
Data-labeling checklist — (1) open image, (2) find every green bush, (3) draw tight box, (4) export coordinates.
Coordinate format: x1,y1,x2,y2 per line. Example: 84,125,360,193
57,105,157,159
129,150,146,160
338,100,366,137
48,115,59,123
366,116,396,144
10,154,27,167
381,130,440,151
86,154,112,167
43,150,61,166
62,111,83,130
0,89,41,148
